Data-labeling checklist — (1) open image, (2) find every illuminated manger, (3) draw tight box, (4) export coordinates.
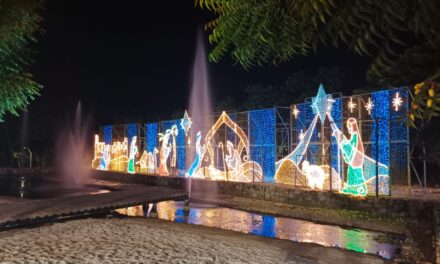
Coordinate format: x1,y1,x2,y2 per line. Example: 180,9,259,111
92,85,409,196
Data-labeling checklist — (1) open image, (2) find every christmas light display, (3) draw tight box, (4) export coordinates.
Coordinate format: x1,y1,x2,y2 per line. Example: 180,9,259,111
94,85,408,197
158,125,178,176
186,111,263,182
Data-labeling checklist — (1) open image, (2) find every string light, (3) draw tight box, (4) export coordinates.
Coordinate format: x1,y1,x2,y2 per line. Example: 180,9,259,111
364,97,374,115
392,92,403,111
347,97,356,113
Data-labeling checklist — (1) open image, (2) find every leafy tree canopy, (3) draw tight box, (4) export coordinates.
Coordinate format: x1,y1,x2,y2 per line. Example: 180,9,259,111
196,0,440,81
196,0,440,125
0,0,43,121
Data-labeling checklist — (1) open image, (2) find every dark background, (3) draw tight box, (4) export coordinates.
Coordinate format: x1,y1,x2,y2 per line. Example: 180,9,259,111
0,0,371,166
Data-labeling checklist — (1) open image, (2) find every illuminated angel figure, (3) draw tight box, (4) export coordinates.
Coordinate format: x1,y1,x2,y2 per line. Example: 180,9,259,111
186,131,205,177
335,118,367,196
127,136,138,174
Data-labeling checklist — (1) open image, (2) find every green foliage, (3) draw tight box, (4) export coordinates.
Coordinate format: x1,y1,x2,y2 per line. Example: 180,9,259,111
196,0,440,84
196,0,440,124
0,0,43,121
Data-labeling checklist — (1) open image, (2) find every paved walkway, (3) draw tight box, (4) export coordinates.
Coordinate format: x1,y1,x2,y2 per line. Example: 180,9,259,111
0,185,187,228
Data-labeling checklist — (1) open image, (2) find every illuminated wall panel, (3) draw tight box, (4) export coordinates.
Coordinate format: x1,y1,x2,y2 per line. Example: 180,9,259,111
296,102,320,164
371,90,390,166
248,109,276,182
146,123,158,152
103,125,112,144
330,98,342,175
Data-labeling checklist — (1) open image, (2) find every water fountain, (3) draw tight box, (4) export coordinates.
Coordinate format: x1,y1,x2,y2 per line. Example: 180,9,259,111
187,29,214,201
55,102,91,186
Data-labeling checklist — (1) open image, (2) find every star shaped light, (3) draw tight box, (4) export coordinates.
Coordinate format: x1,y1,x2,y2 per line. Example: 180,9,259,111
180,110,192,136
348,97,356,113
292,105,300,119
365,97,374,115
311,84,335,125
392,92,403,111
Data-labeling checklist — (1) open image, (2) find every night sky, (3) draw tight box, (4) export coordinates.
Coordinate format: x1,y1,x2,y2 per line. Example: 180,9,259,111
1,0,372,160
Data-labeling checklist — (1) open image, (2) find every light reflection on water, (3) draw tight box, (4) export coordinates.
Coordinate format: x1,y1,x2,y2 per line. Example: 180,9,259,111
115,201,401,260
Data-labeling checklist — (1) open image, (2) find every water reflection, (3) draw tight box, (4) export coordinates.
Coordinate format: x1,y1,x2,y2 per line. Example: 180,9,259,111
116,201,401,259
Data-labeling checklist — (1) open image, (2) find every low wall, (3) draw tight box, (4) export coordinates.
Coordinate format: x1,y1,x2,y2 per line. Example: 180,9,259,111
94,170,432,220
92,170,436,220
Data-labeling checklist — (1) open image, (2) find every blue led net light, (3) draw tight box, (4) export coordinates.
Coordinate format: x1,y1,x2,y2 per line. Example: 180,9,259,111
389,88,409,185
146,123,158,152
103,125,112,144
371,90,390,166
248,109,276,182
162,119,186,171
296,102,320,164
330,98,342,173
227,113,237,144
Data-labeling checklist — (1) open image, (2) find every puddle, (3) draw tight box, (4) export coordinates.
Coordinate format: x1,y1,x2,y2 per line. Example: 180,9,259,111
0,175,112,199
115,201,403,260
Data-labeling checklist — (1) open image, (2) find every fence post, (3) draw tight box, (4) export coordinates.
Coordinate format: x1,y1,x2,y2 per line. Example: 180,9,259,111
329,133,332,192
375,118,379,197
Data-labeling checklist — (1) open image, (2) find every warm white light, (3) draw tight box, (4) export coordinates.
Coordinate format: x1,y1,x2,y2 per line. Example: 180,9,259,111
365,97,374,115
348,97,356,113
292,105,300,119
392,92,403,111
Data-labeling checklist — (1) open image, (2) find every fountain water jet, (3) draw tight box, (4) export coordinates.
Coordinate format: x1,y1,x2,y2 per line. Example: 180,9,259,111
187,30,215,200
55,102,91,186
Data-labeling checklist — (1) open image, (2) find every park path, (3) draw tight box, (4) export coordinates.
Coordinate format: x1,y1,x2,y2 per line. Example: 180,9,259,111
0,185,187,228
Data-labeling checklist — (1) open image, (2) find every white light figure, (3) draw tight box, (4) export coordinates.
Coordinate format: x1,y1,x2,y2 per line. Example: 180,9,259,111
186,131,205,177
348,97,356,113
298,130,305,141
392,92,403,111
170,125,178,169
158,129,174,176
301,160,325,190
365,97,374,115
144,148,158,173
97,144,110,170
292,105,300,119
127,136,138,174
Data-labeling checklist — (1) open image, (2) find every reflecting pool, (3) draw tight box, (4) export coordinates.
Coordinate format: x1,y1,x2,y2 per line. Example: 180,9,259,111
115,201,402,259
